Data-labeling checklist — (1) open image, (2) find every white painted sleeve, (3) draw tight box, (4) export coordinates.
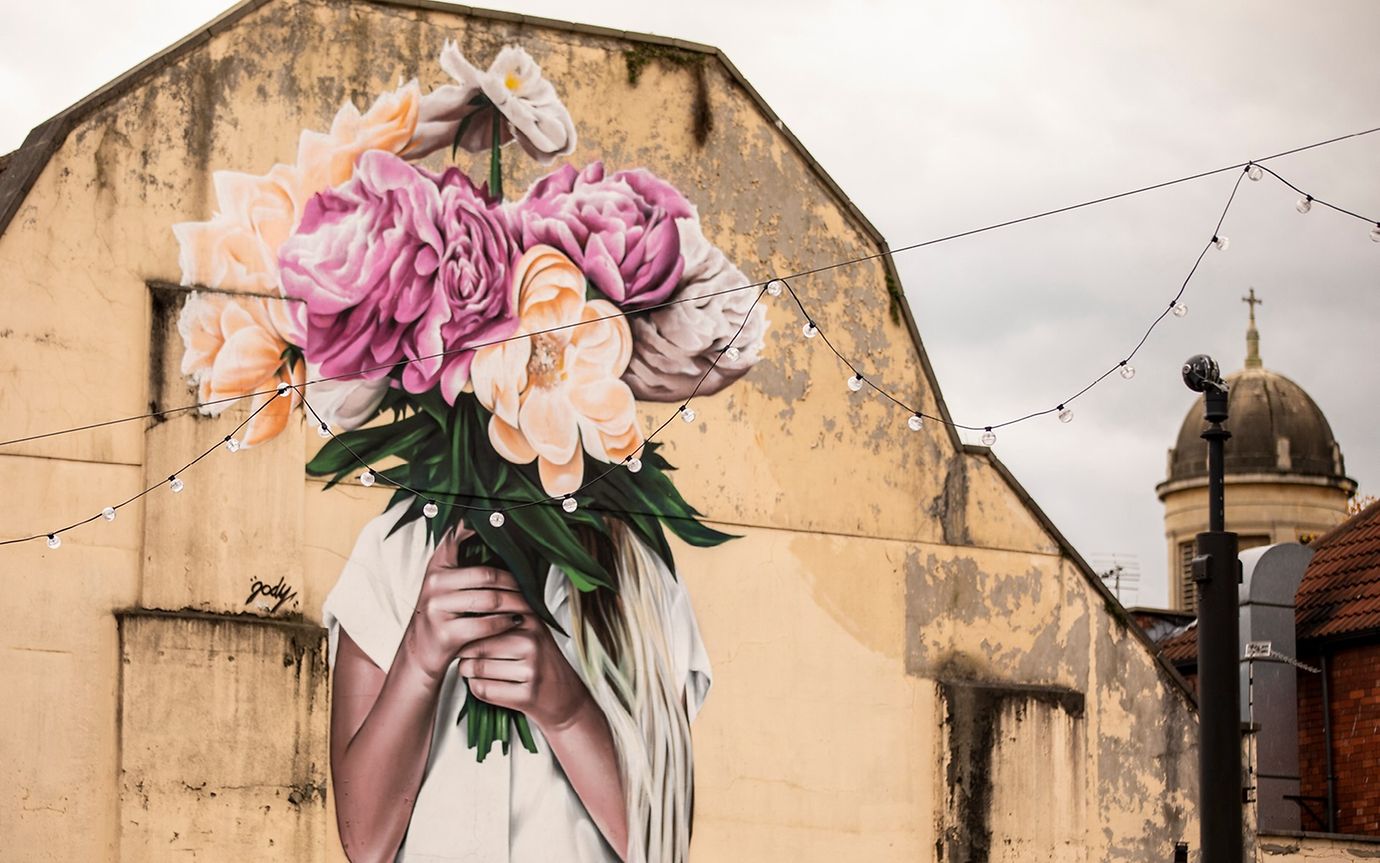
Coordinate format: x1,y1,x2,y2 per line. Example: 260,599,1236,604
669,574,713,722
321,503,432,673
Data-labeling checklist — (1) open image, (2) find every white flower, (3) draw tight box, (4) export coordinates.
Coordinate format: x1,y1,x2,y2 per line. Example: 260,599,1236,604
304,368,391,432
411,42,577,164
622,219,769,402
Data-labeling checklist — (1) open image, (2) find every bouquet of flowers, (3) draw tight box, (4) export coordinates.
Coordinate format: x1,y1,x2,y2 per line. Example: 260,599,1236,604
172,42,768,759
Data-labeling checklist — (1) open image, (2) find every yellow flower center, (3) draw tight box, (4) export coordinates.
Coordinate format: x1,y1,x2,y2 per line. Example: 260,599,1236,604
504,71,521,91
527,334,566,388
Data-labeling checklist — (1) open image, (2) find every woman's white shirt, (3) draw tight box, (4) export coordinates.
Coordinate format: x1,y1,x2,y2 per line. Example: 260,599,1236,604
322,504,712,863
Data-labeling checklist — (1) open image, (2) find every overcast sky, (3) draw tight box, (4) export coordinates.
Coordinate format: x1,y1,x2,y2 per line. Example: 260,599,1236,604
4,0,1377,606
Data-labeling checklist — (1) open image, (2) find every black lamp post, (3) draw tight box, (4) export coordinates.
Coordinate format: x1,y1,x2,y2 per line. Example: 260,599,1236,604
1183,354,1242,862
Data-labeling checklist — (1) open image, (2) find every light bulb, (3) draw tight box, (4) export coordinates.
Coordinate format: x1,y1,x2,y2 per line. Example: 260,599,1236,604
359,469,376,487
46,534,61,549
276,382,291,398
562,496,578,513
625,455,643,473
1172,302,1188,318
317,422,332,439
980,428,997,447
489,511,506,528
1296,195,1312,214
224,436,240,453
725,345,740,362
169,476,184,493
680,405,696,423
1370,223,1380,243
1246,164,1262,181
1120,362,1136,380
1213,235,1229,251
1058,405,1074,424
847,373,864,392
102,506,116,521
908,413,924,432
423,500,439,519
766,280,782,297
802,321,817,339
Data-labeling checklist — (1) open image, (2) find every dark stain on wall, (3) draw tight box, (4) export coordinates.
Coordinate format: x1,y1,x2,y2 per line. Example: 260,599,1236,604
939,676,1085,863
931,454,971,546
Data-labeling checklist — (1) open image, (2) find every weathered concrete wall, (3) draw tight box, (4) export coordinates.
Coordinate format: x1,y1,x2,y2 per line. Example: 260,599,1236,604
0,1,1200,860
1257,833,1380,861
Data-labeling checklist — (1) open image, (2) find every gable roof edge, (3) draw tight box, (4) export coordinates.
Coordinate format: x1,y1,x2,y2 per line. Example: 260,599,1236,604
965,443,1200,707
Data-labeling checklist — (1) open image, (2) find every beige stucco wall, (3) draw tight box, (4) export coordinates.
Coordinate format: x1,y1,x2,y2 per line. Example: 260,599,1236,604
1160,477,1351,608
0,1,1200,860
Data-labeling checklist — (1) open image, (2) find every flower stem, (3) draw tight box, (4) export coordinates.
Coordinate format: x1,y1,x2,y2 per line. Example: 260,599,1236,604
489,113,503,200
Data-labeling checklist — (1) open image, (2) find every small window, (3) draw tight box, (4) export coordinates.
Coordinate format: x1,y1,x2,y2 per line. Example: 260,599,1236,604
1178,541,1196,613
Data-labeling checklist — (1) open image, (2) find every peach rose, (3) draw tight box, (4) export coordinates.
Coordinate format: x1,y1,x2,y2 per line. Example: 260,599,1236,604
177,292,304,447
470,246,643,496
172,80,423,293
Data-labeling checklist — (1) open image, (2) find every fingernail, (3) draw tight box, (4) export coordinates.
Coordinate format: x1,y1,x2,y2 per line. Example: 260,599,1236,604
510,614,523,625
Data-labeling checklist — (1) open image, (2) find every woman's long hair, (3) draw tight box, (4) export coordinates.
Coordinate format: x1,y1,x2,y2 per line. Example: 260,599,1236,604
568,520,695,863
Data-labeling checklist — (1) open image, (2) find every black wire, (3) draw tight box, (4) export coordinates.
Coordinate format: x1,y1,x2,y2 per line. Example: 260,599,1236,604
5,124,1376,450
779,168,1250,434
1253,163,1379,223
1,394,278,545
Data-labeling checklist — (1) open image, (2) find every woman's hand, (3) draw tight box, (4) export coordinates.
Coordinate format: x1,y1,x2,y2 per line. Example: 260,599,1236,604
399,524,529,684
457,591,596,734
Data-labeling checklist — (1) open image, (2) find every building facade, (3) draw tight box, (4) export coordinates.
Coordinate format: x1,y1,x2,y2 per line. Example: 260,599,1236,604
1,1,1201,860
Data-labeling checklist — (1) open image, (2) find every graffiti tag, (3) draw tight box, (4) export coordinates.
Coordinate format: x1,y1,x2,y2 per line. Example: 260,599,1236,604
246,576,298,614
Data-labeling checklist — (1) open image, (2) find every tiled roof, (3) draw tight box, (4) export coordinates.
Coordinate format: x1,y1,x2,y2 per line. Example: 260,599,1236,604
1154,501,1380,664
1297,501,1380,640
1157,621,1198,666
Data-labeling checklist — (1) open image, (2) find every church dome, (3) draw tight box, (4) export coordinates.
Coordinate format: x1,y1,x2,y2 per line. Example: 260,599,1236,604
1165,365,1349,484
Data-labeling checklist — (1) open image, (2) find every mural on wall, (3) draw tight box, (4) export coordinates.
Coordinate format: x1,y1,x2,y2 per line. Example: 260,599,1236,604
171,39,768,863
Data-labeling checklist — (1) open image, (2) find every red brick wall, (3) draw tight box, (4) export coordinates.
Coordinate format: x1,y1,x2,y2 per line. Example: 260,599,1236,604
1298,641,1380,835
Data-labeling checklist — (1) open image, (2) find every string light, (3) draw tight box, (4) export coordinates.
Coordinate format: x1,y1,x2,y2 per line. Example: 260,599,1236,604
489,511,505,527
562,496,578,513
5,146,1378,456
359,469,376,487
317,422,332,439
625,455,643,473
1296,195,1312,214
46,534,61,549
847,373,864,392
1058,405,1074,424
1213,234,1230,251
8,150,1380,548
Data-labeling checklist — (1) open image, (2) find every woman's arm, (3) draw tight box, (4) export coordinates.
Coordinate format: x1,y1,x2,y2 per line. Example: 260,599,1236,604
329,530,528,863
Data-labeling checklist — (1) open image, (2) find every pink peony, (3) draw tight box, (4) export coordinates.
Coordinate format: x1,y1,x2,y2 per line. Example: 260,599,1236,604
279,150,519,403
508,162,694,310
